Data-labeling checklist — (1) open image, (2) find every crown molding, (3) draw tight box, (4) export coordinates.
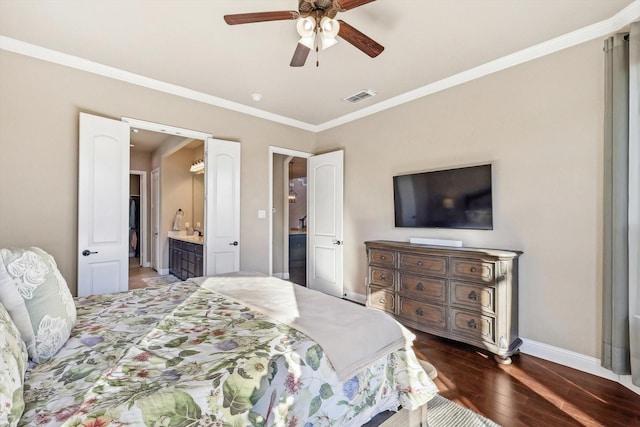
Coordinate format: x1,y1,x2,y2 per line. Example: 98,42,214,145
1,1,638,133
315,0,640,131
0,36,316,133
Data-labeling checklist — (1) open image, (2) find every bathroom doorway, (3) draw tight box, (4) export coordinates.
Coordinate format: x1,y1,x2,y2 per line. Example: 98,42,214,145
270,148,311,286
128,130,206,290
287,157,307,286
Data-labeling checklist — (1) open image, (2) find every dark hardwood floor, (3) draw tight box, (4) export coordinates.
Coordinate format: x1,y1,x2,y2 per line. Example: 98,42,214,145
412,330,640,427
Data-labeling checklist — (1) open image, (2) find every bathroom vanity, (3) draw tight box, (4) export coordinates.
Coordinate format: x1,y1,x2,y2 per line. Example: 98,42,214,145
169,236,204,280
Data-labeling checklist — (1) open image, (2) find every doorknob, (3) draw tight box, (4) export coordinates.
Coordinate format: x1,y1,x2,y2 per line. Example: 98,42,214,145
229,241,239,246
332,240,343,245
82,250,98,256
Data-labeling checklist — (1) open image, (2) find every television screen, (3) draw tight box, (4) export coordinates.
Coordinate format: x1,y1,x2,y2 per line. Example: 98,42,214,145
393,164,493,230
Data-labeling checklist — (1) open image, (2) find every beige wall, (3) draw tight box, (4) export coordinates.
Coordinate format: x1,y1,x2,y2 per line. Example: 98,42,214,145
161,148,194,266
0,38,608,359
316,39,605,358
0,50,315,295
131,150,151,172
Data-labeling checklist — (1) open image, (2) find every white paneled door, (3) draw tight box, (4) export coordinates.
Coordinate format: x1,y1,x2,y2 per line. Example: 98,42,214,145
307,150,344,298
151,168,160,272
205,138,241,275
77,113,130,296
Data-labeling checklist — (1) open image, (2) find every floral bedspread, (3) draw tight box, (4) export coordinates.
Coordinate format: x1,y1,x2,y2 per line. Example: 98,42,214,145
20,280,436,427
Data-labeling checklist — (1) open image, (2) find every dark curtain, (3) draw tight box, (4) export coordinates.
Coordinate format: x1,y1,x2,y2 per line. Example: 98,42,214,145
602,22,639,386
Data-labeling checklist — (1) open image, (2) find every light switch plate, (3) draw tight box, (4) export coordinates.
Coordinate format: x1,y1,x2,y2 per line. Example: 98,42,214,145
258,209,266,219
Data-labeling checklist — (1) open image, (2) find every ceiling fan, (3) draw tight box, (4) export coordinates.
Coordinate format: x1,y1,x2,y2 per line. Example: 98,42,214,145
223,0,384,67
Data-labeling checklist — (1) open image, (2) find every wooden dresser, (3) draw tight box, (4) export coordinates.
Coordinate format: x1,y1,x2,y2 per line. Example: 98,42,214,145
365,240,522,363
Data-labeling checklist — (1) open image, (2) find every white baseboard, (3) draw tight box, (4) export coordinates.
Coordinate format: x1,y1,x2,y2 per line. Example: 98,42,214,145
273,272,290,280
343,290,366,305
158,268,169,276
143,261,151,268
520,338,639,395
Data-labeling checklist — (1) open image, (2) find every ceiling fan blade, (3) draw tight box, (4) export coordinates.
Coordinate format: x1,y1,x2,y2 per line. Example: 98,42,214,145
290,43,311,67
224,11,299,25
337,0,376,11
337,20,384,58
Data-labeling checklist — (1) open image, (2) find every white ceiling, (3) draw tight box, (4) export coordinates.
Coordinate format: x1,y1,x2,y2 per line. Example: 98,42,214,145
1,0,638,131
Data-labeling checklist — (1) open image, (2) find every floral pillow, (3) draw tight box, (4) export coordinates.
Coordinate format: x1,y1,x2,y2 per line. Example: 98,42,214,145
0,247,76,363
0,302,28,426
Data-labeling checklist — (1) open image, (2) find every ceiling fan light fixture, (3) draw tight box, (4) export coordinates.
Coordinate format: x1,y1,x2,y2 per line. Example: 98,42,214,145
296,16,316,37
296,16,317,49
298,36,315,50
320,32,338,50
320,17,339,35
319,17,339,50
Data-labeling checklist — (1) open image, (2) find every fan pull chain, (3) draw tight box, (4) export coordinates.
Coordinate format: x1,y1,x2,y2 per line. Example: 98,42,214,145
316,45,319,67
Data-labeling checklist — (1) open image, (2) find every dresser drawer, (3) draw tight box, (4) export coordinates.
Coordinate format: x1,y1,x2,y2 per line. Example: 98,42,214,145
451,258,495,282
398,297,447,330
398,273,447,304
369,249,396,268
451,308,495,344
369,267,395,288
399,253,447,276
451,281,495,314
368,287,395,313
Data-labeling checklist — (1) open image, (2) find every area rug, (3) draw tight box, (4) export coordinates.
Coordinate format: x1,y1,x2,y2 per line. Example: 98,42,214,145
376,395,501,427
141,274,180,286
367,359,501,427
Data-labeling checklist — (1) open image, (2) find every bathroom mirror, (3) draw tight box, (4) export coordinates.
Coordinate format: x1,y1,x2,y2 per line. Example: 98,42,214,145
192,173,204,232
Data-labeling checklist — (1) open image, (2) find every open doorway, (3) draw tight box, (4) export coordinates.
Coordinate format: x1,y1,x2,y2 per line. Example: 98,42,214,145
127,126,207,290
287,157,307,286
269,147,312,285
128,171,147,266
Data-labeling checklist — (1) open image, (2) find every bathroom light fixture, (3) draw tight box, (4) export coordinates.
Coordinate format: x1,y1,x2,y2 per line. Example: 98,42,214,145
190,159,204,174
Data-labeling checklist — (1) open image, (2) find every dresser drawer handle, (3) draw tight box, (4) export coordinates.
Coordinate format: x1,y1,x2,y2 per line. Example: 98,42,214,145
415,308,424,316
380,255,385,260
416,282,424,291
468,290,478,300
467,319,478,329
379,297,386,304
417,261,423,266
379,274,386,281
470,266,477,273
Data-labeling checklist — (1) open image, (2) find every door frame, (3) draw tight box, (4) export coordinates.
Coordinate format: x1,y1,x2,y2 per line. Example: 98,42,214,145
151,168,161,272
122,117,212,274
129,170,148,267
268,146,312,277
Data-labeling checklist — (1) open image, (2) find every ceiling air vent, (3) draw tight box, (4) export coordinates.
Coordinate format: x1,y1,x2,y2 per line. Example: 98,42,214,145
344,89,376,104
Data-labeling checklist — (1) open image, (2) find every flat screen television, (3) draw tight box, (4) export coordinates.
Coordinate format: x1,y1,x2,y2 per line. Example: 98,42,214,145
393,164,493,230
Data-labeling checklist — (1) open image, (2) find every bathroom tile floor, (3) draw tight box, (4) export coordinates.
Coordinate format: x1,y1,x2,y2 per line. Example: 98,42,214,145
128,257,159,290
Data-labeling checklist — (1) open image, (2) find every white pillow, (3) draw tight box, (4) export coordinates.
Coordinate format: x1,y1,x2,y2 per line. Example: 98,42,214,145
0,247,76,363
0,302,28,426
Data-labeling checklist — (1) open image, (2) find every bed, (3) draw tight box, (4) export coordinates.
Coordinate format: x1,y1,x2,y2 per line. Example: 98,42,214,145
0,248,437,427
